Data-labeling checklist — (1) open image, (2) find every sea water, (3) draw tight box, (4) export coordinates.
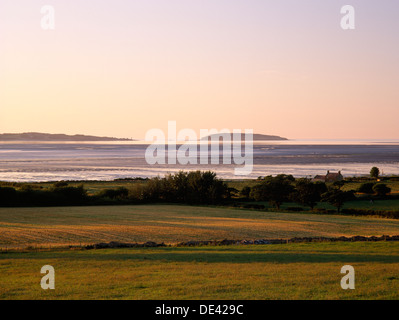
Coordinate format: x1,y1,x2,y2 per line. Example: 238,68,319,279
0,140,398,182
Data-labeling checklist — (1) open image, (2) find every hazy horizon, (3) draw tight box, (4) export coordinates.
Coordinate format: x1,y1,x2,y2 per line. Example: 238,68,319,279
1,0,399,140
1,131,399,141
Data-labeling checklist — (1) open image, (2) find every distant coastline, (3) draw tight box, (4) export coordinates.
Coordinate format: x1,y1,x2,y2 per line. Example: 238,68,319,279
0,132,135,142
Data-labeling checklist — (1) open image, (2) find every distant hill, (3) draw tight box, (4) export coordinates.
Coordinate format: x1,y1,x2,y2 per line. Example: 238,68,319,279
201,133,288,141
0,132,135,142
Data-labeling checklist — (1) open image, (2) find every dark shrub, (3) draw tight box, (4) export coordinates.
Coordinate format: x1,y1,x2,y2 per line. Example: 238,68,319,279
286,207,304,212
128,171,228,204
373,184,391,197
53,181,69,188
0,187,17,205
51,185,88,204
358,182,375,194
240,186,251,198
98,187,129,200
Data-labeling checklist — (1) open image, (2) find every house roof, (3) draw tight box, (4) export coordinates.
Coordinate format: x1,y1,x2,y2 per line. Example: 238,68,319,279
313,172,343,181
326,172,342,178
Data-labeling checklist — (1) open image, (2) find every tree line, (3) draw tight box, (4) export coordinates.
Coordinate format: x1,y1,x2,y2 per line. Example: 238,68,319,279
0,171,228,207
0,171,393,211
247,174,356,213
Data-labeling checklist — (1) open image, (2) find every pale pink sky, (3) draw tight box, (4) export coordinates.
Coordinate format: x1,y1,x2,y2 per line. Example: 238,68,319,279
1,0,398,139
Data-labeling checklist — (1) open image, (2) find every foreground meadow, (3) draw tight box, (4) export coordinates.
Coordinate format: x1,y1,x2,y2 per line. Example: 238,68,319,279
0,242,398,300
1,205,399,248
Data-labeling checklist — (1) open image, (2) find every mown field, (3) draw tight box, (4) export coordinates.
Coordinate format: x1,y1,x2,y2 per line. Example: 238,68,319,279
1,242,398,300
1,205,399,248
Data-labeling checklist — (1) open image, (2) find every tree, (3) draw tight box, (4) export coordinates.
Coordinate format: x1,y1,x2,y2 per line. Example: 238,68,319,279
358,182,375,194
227,187,239,199
314,181,328,195
185,171,227,204
240,186,251,198
250,176,294,209
292,179,325,210
135,171,228,204
372,184,391,197
370,167,380,179
275,174,295,182
332,180,345,190
321,189,355,213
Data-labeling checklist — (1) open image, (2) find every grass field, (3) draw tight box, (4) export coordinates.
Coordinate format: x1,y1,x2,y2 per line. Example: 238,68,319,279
1,205,399,248
1,204,398,300
1,242,398,300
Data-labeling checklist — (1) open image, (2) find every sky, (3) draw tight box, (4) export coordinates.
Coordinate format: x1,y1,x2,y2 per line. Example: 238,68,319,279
0,0,398,140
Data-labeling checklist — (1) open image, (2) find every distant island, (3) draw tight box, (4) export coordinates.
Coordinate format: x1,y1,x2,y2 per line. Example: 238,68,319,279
201,133,288,141
0,132,135,142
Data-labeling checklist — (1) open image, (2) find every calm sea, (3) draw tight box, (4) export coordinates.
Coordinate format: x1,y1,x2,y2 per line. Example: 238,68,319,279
0,139,398,182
